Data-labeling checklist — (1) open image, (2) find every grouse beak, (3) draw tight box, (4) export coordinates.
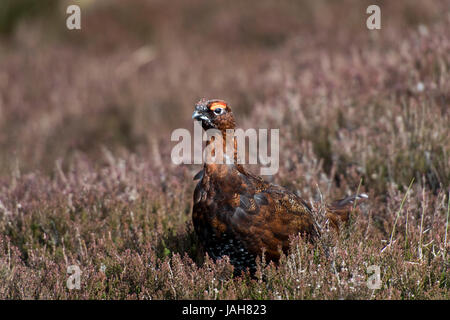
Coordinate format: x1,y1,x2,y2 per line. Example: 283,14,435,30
192,110,209,122
192,110,202,120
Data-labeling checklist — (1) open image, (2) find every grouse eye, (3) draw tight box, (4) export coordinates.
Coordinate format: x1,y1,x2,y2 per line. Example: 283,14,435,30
214,108,224,115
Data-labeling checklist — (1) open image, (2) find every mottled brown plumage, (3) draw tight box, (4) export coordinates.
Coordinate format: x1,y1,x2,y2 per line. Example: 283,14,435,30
192,99,367,274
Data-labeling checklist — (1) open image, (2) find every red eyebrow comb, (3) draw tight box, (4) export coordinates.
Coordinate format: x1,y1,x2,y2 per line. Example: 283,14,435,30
209,101,227,110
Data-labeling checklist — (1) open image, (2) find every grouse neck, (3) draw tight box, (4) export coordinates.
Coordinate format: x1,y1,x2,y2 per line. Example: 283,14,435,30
204,130,240,175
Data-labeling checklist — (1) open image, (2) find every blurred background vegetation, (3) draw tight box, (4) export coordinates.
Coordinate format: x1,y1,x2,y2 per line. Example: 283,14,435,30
0,0,448,189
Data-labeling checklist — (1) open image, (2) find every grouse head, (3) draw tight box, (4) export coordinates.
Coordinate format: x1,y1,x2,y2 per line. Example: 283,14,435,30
192,98,236,132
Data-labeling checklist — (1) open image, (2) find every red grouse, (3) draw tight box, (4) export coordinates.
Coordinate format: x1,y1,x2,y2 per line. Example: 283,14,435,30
191,98,367,274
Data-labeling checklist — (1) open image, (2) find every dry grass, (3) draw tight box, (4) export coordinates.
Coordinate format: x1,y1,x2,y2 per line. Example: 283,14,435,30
0,0,449,299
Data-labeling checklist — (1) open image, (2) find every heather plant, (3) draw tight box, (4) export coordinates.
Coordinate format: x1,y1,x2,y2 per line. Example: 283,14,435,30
0,0,449,299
